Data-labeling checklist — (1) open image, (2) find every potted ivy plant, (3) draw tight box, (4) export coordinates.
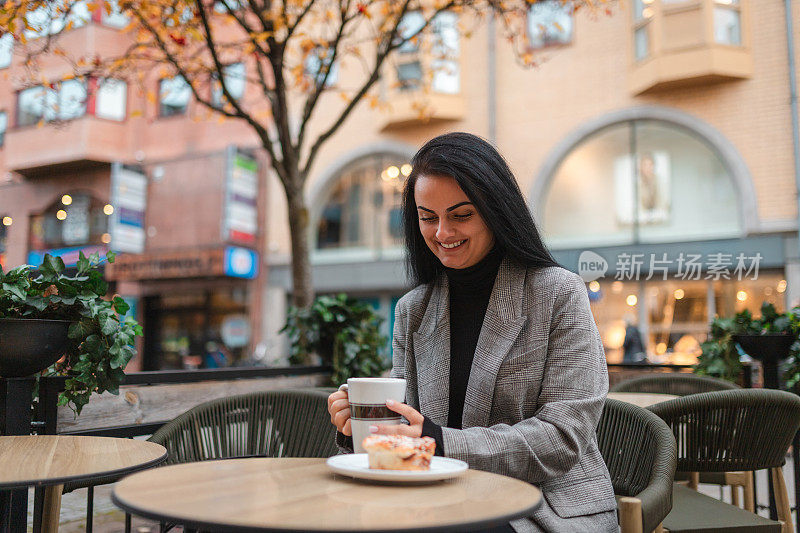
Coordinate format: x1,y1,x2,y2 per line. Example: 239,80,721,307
0,251,141,414
281,293,390,386
696,302,800,389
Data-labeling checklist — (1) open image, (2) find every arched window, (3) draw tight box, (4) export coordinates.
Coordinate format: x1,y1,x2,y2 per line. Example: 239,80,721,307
541,120,741,248
29,192,110,251
315,154,410,251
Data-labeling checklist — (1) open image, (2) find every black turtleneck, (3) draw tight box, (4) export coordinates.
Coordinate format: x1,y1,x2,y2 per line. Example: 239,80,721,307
421,246,504,454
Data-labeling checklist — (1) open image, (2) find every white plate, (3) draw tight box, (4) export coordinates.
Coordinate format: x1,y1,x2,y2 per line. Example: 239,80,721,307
326,453,468,482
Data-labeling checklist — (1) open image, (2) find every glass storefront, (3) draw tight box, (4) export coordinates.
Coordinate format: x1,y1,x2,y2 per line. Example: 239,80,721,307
541,117,784,366
590,273,786,365
142,285,250,370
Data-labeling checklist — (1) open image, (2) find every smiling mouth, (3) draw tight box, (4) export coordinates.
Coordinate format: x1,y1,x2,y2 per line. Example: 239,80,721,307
440,240,466,249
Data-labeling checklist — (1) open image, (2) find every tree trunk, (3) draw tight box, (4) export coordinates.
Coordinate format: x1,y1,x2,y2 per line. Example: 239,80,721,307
286,184,314,309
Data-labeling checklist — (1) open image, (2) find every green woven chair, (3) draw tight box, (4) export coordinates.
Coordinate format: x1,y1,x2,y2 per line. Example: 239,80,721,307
610,374,740,396
62,388,337,532
649,389,800,533
596,398,677,533
149,388,339,463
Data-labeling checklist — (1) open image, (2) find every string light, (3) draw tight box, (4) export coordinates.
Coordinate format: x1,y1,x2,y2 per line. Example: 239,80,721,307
588,280,600,293
103,204,114,215
56,210,67,220
101,233,111,244
387,166,400,179
1,216,11,226
400,164,412,177
674,289,685,300
626,294,638,306
778,280,787,293
736,290,748,302
61,194,72,206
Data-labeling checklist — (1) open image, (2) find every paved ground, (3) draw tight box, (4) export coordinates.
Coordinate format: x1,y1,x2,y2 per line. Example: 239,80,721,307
19,454,798,531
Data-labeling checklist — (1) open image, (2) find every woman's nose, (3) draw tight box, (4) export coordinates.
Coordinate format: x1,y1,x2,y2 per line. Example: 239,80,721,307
436,220,455,241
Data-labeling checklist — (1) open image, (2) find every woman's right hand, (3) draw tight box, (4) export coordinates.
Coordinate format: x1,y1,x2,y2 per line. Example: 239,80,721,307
327,386,352,436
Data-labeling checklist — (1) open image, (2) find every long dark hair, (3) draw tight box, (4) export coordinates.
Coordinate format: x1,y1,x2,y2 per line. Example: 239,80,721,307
402,132,559,286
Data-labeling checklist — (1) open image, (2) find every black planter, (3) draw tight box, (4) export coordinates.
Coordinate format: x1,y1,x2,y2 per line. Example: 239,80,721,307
0,318,71,378
734,333,796,389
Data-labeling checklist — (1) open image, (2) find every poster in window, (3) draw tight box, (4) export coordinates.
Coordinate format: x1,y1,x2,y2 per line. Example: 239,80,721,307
614,151,671,226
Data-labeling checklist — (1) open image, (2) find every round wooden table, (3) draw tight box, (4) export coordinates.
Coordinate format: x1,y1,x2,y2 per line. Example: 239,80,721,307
0,435,167,532
113,457,543,532
607,392,679,408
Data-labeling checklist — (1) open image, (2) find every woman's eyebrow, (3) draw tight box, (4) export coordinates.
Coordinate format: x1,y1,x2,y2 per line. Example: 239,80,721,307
417,201,473,213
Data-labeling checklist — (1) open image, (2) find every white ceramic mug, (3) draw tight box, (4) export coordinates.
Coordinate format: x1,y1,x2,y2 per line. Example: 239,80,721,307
342,377,406,453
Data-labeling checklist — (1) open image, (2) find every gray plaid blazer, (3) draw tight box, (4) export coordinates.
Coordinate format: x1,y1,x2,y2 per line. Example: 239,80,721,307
391,260,618,532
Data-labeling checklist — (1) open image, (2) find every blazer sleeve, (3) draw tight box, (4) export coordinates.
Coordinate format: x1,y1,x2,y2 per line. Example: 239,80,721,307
440,272,608,484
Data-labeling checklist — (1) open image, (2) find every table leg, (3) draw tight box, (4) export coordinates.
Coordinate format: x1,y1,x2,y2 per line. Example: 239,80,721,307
41,485,63,533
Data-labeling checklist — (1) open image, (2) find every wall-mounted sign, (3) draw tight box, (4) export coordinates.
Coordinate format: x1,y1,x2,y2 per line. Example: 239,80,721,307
221,314,250,348
222,147,258,245
224,246,259,279
105,248,225,281
106,246,259,281
28,245,109,268
109,163,147,254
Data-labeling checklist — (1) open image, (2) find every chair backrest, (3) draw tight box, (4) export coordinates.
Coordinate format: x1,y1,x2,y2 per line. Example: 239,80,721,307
597,398,677,533
648,389,800,472
149,388,338,464
610,373,740,396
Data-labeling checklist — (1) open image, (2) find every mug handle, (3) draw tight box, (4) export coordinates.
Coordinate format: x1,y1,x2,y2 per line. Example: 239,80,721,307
338,384,348,392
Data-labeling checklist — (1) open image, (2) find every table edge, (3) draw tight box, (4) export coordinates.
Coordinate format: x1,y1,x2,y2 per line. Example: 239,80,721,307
111,460,543,533
0,444,168,490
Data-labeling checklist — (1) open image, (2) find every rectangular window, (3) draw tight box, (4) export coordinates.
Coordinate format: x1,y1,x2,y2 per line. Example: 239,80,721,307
0,112,6,147
102,0,130,28
212,63,246,107
634,26,649,61
396,61,423,91
527,0,573,49
398,12,425,53
432,12,459,94
17,80,88,126
24,0,90,39
59,79,87,120
95,79,127,121
159,76,191,117
714,1,741,46
304,48,338,88
0,34,12,69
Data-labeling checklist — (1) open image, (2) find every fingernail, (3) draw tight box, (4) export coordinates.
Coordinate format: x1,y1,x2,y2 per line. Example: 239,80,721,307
386,399,394,406
369,425,378,433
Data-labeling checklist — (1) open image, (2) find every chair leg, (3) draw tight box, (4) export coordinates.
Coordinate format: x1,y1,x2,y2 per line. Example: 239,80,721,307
731,484,740,508
688,472,699,490
770,467,793,533
125,513,131,533
744,471,755,513
618,496,643,533
86,485,93,533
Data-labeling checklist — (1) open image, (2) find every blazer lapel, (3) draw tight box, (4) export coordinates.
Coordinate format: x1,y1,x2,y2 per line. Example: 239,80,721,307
412,275,451,426
462,259,527,429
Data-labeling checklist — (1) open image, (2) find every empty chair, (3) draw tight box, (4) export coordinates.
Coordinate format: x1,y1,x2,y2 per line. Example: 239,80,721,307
150,388,339,462
649,389,800,533
610,373,740,396
596,398,677,533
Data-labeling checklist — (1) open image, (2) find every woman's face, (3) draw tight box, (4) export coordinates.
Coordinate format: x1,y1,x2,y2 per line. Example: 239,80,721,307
414,174,495,269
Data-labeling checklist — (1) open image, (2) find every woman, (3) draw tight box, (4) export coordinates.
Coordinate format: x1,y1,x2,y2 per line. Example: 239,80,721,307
327,132,617,532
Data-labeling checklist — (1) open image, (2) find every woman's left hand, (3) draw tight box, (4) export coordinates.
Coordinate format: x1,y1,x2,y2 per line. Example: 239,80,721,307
369,399,424,437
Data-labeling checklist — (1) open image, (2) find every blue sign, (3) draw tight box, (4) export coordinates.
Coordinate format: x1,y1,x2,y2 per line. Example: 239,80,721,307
224,246,259,279
27,245,109,268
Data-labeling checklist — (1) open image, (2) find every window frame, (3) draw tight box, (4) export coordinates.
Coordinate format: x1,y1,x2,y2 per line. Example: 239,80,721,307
158,75,192,118
526,0,575,50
